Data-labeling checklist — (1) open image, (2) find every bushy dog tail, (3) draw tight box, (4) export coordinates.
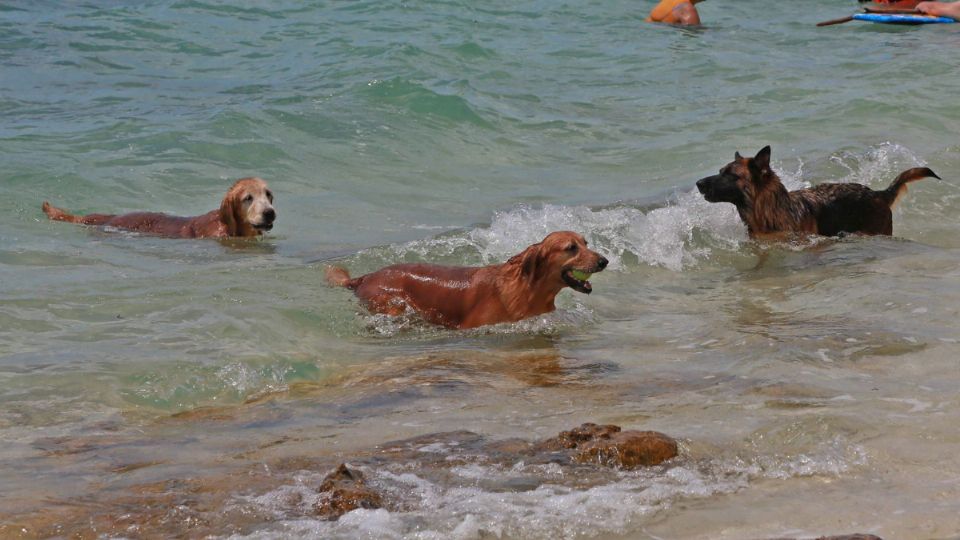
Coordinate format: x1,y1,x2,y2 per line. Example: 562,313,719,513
884,167,940,208
325,265,363,290
42,201,113,224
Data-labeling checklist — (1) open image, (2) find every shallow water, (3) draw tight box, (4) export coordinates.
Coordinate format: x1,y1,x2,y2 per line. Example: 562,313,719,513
2,1,960,538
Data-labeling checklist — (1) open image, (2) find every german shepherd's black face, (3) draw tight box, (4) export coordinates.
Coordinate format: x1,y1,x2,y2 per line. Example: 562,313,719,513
696,146,773,208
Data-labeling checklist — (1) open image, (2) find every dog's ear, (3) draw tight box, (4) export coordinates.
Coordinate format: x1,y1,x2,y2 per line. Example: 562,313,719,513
219,187,240,236
754,146,772,175
735,151,743,160
508,242,544,281
521,243,542,279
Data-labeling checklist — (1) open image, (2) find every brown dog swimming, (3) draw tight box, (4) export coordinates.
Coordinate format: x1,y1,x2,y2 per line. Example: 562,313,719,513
326,231,608,329
42,177,275,239
696,146,939,238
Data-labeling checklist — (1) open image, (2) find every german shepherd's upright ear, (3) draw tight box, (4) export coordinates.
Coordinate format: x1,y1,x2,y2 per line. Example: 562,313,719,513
750,145,772,180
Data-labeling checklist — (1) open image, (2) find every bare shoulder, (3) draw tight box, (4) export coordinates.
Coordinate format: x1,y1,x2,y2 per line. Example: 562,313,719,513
675,3,701,25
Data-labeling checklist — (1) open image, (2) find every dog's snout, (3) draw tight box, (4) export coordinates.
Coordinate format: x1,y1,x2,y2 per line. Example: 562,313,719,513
597,256,608,270
263,208,276,223
696,178,709,193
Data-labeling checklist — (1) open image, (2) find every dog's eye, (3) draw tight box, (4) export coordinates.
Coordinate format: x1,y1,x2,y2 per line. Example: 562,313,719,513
566,244,578,252
266,190,273,202
243,194,254,203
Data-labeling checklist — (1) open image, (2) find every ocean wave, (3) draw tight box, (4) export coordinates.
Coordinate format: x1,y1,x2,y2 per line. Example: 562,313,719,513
828,142,928,188
354,193,743,274
353,142,943,280
356,157,820,273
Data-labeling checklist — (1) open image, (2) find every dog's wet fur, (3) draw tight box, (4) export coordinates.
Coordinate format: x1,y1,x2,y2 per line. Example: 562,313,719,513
696,146,939,238
326,231,608,329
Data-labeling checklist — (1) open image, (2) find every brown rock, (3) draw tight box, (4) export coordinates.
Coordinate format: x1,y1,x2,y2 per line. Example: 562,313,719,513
314,464,383,520
535,422,622,451
534,423,678,469
574,430,678,468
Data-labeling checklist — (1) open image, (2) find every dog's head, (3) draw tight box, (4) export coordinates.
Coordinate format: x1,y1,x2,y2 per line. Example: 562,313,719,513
510,231,608,294
696,145,776,208
220,177,276,236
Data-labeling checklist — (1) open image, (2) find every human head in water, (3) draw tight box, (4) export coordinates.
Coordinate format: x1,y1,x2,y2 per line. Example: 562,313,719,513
646,0,708,26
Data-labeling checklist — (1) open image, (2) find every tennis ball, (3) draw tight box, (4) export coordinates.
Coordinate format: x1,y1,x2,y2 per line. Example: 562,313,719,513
570,270,592,281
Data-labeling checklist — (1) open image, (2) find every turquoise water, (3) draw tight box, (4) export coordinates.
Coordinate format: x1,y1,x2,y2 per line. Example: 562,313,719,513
3,1,960,538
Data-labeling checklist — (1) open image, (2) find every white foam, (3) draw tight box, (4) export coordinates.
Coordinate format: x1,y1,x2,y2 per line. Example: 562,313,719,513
449,191,747,272
364,157,825,274
828,142,927,188
225,438,866,540
356,194,740,286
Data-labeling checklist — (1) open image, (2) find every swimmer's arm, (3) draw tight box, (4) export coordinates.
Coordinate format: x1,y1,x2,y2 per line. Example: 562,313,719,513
916,1,960,19
674,3,701,25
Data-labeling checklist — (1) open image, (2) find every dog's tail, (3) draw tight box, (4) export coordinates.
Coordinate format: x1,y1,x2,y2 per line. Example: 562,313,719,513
883,167,940,208
325,265,364,290
42,201,114,225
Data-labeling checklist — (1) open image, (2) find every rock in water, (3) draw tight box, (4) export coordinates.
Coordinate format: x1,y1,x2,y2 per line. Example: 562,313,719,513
537,422,623,450
314,463,383,520
536,422,678,468
574,430,679,468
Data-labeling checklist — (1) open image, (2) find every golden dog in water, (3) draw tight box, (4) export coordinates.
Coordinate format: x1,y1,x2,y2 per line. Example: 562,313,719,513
42,177,275,238
326,231,608,329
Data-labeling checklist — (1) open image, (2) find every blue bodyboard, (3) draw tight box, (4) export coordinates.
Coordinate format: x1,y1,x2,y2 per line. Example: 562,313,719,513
853,13,956,24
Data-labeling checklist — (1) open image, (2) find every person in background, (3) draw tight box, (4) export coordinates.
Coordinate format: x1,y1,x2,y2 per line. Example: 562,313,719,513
863,0,921,7
646,0,707,25
916,1,960,18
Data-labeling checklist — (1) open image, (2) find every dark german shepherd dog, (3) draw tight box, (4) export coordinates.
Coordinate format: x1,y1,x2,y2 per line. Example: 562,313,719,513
696,146,939,238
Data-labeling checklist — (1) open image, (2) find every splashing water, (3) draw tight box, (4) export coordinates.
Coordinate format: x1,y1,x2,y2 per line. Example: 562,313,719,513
228,436,867,540
829,142,929,188
363,158,824,273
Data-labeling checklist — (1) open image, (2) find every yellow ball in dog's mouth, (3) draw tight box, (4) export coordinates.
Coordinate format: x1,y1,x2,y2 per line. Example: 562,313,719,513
570,270,592,281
